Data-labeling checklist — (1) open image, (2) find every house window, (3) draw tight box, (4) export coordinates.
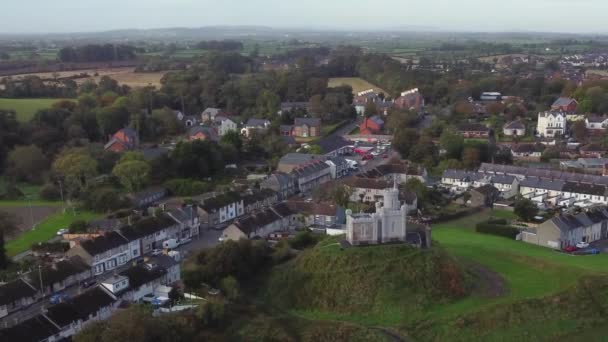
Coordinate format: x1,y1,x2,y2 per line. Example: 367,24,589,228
94,264,104,274
133,248,139,256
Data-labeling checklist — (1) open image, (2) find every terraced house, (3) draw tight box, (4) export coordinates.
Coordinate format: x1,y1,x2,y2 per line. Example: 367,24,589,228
521,208,608,249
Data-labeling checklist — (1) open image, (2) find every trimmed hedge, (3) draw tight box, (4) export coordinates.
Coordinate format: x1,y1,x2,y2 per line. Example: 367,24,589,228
487,218,508,225
475,222,520,239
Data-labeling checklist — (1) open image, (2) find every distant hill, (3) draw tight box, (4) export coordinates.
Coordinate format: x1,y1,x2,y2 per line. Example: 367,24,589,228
261,237,468,318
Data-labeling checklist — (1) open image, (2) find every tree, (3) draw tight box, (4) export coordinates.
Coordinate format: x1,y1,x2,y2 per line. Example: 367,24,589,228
462,147,481,169
7,145,49,184
439,129,465,160
330,183,353,208
220,130,243,152
220,276,240,301
405,178,429,205
307,145,323,155
52,150,98,195
392,128,420,158
572,120,587,143
514,197,538,222
0,212,17,269
112,159,150,192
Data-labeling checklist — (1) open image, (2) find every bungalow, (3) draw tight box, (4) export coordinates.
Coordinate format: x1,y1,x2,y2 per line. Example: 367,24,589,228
128,187,168,209
221,203,296,241
521,208,608,249
188,126,218,142
0,278,40,319
277,153,319,173
286,200,346,228
551,97,578,113
104,127,139,152
359,115,385,135
317,135,353,157
241,118,271,137
585,115,608,131
457,123,491,139
343,177,391,203
579,144,605,158
511,144,543,160
503,120,526,136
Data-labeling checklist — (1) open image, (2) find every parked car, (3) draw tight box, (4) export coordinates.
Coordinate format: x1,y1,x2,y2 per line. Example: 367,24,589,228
56,228,69,236
362,154,374,161
50,293,69,304
81,280,96,288
151,249,163,256
563,246,578,253
576,242,590,249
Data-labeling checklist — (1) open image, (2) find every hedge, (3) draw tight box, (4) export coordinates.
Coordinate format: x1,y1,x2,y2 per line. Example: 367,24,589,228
475,222,520,239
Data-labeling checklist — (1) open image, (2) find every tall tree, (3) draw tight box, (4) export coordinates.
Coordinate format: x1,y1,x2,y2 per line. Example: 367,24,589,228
0,212,17,269
7,145,49,184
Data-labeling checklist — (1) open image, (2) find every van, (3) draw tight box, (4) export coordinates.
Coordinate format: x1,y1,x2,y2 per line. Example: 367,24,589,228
162,239,179,250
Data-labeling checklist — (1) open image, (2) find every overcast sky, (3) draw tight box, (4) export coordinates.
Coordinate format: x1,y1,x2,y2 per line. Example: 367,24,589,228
1,0,607,34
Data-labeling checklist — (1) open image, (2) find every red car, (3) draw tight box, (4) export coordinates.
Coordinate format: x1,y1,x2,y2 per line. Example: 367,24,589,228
362,154,374,161
382,154,388,159
563,246,578,253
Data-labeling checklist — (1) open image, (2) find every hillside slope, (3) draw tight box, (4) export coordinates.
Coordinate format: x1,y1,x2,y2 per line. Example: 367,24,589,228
262,237,469,324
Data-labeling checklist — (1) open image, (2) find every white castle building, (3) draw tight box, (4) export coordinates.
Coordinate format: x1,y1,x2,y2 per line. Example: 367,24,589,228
346,181,407,246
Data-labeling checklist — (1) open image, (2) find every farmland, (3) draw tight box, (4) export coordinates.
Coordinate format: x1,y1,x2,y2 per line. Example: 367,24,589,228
1,67,167,88
0,98,67,122
327,77,388,95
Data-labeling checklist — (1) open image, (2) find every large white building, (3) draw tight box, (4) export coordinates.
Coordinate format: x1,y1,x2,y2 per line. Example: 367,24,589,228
536,111,566,138
346,182,407,246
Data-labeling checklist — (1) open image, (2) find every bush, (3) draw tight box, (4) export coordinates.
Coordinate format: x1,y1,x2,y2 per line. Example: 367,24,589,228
165,179,212,196
39,183,61,201
475,222,520,239
0,184,24,200
69,220,88,233
289,231,319,250
31,242,70,253
83,187,129,212
487,218,508,225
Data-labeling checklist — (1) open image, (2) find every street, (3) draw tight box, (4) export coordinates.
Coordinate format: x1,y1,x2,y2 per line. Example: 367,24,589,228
0,228,223,328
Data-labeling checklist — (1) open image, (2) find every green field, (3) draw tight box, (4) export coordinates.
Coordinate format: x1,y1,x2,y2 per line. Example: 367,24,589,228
328,77,388,95
6,210,100,256
0,98,66,122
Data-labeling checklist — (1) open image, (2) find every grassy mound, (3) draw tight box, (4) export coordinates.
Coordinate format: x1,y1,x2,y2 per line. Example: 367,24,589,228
412,276,608,341
261,237,469,324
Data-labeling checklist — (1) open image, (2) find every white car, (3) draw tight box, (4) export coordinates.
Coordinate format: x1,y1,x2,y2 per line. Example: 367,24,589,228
57,228,69,236
151,249,163,256
576,242,590,249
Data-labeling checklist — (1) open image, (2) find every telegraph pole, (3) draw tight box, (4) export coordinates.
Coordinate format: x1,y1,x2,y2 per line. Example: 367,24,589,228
38,265,44,296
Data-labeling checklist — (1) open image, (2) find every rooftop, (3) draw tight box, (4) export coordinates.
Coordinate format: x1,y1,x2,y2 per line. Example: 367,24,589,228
79,231,128,256
0,278,37,306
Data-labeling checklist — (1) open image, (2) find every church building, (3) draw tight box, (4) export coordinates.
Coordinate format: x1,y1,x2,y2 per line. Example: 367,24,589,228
346,181,407,246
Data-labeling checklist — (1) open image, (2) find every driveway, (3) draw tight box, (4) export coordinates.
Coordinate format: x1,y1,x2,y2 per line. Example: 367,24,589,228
589,239,608,253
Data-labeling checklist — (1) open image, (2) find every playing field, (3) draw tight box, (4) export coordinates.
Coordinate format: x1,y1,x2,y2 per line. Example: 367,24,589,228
328,77,388,95
0,98,67,122
5,210,100,257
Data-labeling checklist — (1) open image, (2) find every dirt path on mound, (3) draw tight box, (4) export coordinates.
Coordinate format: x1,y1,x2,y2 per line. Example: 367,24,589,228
468,262,507,298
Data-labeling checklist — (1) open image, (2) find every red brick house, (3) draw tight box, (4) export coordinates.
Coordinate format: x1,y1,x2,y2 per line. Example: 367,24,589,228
580,144,605,158
394,88,424,112
359,115,385,135
104,128,139,152
280,118,322,138
551,97,578,113
457,123,491,139
188,126,218,142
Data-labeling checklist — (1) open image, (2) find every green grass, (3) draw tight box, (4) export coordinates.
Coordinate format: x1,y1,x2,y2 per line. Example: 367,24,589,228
0,98,67,122
6,210,100,256
0,177,47,202
327,77,388,95
489,209,518,220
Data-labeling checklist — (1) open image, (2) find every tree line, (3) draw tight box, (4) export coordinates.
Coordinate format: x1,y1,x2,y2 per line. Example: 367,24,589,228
59,44,138,63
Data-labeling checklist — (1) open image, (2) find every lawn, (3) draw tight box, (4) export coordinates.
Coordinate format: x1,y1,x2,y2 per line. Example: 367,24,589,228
5,210,100,257
0,98,66,122
327,77,388,95
0,177,47,201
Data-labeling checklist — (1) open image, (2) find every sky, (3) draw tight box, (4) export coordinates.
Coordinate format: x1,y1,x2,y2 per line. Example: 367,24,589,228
1,0,608,34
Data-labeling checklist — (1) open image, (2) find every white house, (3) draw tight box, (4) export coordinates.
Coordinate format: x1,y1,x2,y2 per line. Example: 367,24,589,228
241,118,271,137
215,116,238,136
585,116,608,131
503,120,526,136
536,111,566,138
